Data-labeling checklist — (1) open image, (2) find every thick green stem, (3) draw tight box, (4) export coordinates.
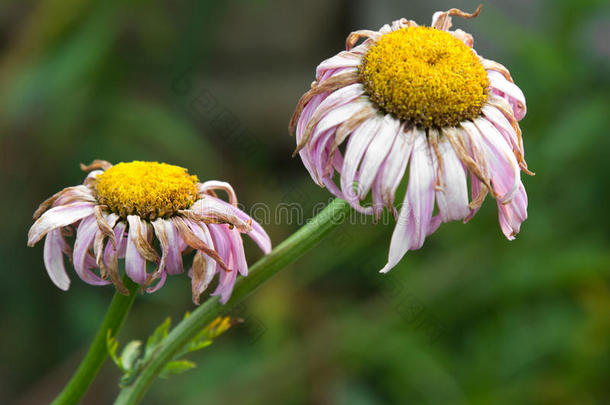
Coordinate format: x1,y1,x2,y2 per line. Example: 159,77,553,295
115,198,351,405
52,276,139,405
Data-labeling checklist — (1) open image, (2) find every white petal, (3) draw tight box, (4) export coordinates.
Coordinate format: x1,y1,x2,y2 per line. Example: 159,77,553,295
357,114,401,199
43,229,71,290
28,202,95,246
434,135,470,222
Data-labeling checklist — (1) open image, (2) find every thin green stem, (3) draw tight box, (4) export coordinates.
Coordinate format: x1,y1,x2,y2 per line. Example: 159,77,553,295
114,198,351,405
53,276,139,405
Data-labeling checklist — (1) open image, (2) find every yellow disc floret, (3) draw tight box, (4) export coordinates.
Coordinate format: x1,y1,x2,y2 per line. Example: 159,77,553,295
359,26,489,128
95,161,199,220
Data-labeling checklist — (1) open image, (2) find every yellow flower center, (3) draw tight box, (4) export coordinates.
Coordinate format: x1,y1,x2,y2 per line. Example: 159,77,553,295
359,26,489,128
95,161,199,220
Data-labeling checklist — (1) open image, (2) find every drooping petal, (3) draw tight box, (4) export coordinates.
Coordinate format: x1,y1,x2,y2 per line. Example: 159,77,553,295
472,118,520,204
381,130,435,273
340,115,382,211
497,183,528,240
125,215,148,285
43,229,71,291
377,125,414,210
103,221,128,294
191,196,271,254
198,181,238,207
207,224,232,268
186,220,217,304
487,70,527,120
28,202,95,246
433,136,470,222
357,114,401,199
73,215,109,285
316,51,363,78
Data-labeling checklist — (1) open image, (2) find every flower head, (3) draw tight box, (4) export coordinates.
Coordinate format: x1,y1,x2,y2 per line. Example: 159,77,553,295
290,6,532,273
27,160,271,304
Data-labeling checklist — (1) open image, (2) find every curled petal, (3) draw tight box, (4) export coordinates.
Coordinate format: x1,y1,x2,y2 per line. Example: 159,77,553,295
174,217,230,272
185,197,251,231
127,215,159,263
473,118,520,204
103,221,128,294
198,181,238,207
151,218,170,281
381,131,435,273
316,50,364,76
73,215,109,285
43,229,71,291
487,70,527,120
431,5,482,31
297,84,366,156
28,202,95,246
80,160,112,172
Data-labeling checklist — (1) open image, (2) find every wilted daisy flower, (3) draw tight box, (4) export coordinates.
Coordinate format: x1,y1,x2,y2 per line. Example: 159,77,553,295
27,160,271,304
290,6,533,273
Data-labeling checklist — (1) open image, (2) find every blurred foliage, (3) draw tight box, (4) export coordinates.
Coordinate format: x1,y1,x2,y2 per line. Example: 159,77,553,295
1,0,609,404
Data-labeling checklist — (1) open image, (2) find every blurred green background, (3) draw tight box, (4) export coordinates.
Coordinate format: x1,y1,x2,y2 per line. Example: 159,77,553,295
2,0,609,404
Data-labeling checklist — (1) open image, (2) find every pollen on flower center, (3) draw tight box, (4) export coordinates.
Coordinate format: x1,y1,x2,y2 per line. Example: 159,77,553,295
95,161,199,219
359,26,489,128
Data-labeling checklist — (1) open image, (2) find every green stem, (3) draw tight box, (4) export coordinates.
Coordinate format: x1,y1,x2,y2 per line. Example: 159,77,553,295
115,198,351,405
53,276,139,405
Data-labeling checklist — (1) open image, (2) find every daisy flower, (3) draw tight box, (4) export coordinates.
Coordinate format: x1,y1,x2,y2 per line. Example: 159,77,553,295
289,6,533,273
27,160,271,304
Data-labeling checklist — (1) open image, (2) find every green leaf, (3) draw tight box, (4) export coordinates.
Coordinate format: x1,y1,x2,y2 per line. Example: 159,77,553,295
159,360,196,378
120,341,142,372
106,329,121,369
145,317,171,359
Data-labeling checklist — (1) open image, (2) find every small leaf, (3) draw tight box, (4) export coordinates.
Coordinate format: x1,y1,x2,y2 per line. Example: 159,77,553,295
159,360,196,378
120,341,142,372
106,330,122,369
145,317,171,359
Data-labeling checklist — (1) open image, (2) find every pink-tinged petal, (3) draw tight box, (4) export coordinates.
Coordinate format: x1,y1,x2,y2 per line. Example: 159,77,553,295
125,215,147,285
497,183,528,240
381,130,435,273
340,115,381,209
357,114,400,199
481,104,523,157
465,171,485,223
43,229,71,290
198,196,272,254
227,226,248,277
316,51,363,78
54,185,96,206
151,218,170,280
104,221,126,265
73,215,109,285
163,220,184,275
198,181,238,206
28,202,95,246
212,255,238,305
472,118,520,203
308,99,369,182
378,125,414,210
433,136,470,222
207,224,232,266
146,270,167,293
295,68,340,180
308,84,365,135
188,197,251,232
186,220,217,300
487,70,527,120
